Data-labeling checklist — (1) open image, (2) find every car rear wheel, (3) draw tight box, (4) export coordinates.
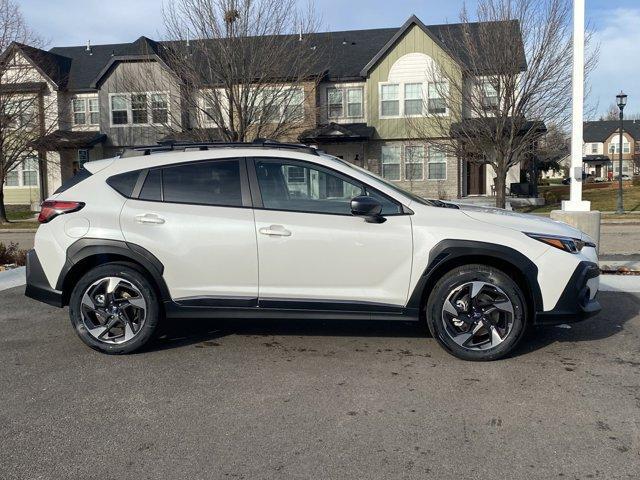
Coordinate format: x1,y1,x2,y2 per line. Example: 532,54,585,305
69,263,161,354
426,264,527,361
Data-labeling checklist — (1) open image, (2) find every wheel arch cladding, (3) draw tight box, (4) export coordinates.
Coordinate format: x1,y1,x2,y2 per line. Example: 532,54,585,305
57,238,171,306
408,239,543,317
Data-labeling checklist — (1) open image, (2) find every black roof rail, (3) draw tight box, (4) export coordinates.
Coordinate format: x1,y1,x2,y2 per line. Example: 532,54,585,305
120,139,320,158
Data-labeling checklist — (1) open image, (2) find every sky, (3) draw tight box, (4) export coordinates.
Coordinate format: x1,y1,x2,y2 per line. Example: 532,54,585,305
17,0,640,117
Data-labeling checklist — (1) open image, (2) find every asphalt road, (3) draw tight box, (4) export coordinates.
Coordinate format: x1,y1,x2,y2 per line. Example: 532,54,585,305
1,288,639,479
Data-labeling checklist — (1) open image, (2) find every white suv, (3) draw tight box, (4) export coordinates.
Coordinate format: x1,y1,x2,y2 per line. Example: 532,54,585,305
25,142,601,360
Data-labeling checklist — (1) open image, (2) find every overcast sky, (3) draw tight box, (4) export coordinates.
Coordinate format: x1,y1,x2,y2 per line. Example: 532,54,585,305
18,0,640,116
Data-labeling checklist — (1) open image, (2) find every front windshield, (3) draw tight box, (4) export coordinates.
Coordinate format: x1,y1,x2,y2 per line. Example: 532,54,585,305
320,153,453,208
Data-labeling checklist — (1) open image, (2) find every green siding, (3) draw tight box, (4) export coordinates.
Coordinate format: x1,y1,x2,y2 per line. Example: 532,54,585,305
4,187,40,205
366,24,461,139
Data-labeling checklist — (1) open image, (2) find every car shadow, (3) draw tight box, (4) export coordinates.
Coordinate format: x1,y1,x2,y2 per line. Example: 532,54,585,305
146,291,639,358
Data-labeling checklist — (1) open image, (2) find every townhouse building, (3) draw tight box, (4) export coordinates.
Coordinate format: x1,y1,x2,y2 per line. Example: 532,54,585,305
582,120,640,179
2,15,533,206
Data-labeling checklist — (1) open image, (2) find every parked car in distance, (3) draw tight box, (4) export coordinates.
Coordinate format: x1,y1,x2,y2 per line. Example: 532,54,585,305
25,142,601,361
592,177,607,183
614,174,632,181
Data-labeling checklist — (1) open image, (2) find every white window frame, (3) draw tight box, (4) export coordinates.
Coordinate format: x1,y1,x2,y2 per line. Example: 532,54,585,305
257,86,305,124
379,81,448,119
590,143,598,154
427,146,447,181
72,96,99,126
3,157,39,188
404,145,425,181
326,86,364,120
404,83,424,117
327,87,344,119
109,92,171,127
346,87,363,118
480,80,499,112
198,88,230,128
381,145,401,181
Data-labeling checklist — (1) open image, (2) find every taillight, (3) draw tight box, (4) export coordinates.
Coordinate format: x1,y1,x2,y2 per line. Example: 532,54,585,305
38,201,85,224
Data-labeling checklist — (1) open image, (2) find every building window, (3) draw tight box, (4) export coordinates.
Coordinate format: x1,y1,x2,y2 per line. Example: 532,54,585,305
131,94,148,124
72,99,86,125
111,95,128,125
347,88,363,117
404,83,423,116
380,84,400,117
405,146,424,180
480,81,499,111
609,141,631,154
5,99,35,128
72,97,99,125
327,88,343,118
427,146,447,180
381,145,401,180
283,87,304,121
78,149,89,166
3,158,39,188
591,143,598,154
110,93,170,126
428,82,447,114
151,93,169,124
89,98,99,124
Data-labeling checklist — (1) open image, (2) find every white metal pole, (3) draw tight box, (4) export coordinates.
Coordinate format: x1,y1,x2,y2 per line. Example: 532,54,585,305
563,0,590,211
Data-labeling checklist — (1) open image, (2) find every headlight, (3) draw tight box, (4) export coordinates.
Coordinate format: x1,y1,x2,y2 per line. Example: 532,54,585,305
525,232,596,253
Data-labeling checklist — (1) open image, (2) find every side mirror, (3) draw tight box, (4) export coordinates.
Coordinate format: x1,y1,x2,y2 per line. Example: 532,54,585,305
350,195,386,223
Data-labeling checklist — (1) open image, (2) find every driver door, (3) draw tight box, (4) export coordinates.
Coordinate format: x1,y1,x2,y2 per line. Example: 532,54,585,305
250,157,413,307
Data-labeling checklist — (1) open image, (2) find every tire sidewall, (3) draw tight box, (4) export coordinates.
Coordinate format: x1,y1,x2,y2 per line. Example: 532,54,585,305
69,263,160,354
426,265,527,361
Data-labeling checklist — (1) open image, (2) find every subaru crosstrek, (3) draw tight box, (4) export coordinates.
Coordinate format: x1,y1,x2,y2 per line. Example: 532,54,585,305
25,142,601,361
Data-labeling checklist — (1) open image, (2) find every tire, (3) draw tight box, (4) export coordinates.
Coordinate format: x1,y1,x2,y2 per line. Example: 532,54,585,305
425,264,527,361
69,262,161,354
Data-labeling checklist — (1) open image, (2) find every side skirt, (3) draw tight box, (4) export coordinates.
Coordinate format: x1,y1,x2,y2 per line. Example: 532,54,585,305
165,297,420,321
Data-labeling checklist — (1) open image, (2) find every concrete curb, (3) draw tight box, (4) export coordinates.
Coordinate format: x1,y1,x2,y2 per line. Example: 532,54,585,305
0,267,26,292
599,261,640,271
0,229,38,233
599,275,640,293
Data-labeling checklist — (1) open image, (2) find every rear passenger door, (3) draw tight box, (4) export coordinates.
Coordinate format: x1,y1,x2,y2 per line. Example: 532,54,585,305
120,158,258,303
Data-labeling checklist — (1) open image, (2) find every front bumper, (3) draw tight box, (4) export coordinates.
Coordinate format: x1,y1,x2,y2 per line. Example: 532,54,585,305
534,261,601,326
24,249,64,308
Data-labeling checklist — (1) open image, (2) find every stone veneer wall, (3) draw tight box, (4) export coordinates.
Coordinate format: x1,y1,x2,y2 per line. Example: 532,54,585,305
365,140,459,200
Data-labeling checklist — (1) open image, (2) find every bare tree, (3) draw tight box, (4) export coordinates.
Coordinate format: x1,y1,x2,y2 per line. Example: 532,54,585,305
0,0,59,223
409,0,597,208
135,0,327,143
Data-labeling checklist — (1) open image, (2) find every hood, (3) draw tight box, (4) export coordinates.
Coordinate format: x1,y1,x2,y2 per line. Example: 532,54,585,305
452,203,588,241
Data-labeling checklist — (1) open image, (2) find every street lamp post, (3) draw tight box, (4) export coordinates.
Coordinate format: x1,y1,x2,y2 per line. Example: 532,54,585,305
616,91,627,214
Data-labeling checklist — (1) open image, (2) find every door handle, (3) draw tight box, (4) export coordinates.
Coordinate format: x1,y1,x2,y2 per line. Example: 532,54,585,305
259,225,291,237
135,213,165,225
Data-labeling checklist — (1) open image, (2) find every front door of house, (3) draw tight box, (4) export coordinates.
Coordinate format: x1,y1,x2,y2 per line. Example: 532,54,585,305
467,163,486,195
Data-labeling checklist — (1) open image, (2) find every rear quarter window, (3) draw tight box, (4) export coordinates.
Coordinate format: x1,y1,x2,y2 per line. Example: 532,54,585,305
54,168,92,194
106,171,141,198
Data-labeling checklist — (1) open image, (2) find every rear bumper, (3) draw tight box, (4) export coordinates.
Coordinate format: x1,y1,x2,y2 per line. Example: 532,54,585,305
24,249,64,308
534,261,601,326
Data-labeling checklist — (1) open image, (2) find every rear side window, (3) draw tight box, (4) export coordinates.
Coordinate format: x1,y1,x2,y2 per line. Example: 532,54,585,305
139,169,162,202
162,160,242,207
54,168,92,194
106,171,140,198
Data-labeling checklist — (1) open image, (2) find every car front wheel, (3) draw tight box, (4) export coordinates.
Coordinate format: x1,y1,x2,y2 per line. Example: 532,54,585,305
69,263,161,354
426,264,528,361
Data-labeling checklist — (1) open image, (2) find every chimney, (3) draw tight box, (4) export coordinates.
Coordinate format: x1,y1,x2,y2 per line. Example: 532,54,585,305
299,22,303,41
86,40,92,55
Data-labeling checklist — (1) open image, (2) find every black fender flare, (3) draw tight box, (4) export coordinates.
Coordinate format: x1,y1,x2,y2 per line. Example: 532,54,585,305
56,238,171,302
406,239,543,313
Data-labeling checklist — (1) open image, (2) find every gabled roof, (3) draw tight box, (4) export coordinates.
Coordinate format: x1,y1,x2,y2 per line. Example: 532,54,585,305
3,15,526,91
583,120,640,143
299,122,376,142
2,43,71,89
360,15,527,76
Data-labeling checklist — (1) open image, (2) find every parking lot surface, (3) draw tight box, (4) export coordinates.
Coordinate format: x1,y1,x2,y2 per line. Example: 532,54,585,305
1,287,639,480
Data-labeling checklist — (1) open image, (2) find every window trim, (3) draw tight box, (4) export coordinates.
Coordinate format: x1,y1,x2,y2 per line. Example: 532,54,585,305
379,81,448,119
246,156,407,217
257,86,305,124
3,157,39,189
381,145,401,181
427,146,447,181
118,158,251,208
327,85,364,120
404,145,425,181
71,96,100,126
109,92,171,128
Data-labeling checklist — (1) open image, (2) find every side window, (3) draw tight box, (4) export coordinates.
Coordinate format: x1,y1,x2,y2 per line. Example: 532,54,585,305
162,160,243,207
254,159,402,215
139,169,162,201
106,170,139,197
